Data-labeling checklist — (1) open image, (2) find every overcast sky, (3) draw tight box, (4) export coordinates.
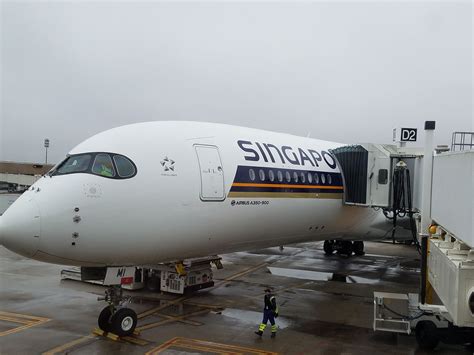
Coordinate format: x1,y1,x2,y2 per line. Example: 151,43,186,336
1,1,472,163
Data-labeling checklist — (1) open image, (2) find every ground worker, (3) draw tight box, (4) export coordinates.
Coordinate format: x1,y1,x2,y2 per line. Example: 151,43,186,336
255,287,279,338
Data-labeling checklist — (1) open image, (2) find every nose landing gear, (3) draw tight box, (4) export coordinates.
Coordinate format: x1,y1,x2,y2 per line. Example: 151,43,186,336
98,286,137,337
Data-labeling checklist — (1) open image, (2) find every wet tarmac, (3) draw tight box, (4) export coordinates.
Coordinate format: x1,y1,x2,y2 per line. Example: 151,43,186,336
0,241,471,354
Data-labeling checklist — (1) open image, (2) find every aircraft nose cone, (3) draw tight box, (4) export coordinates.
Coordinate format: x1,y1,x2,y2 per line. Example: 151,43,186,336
1,195,41,258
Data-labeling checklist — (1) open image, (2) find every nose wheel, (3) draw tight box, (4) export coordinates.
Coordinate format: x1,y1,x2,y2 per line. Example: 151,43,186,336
98,286,137,337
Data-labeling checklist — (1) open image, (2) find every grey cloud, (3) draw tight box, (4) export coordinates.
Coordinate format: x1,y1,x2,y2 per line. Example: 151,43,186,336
1,1,472,163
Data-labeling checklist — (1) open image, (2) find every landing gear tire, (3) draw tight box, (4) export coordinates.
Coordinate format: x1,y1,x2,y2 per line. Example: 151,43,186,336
110,308,137,337
98,306,113,332
339,241,353,256
323,240,335,255
353,241,365,256
415,321,439,350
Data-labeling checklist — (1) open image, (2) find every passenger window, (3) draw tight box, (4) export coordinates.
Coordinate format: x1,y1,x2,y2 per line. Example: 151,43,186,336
259,169,266,181
321,174,326,184
113,155,136,178
327,174,332,185
308,172,313,183
268,170,275,182
92,154,116,177
285,171,291,182
314,173,319,184
277,171,283,182
300,172,306,183
56,154,91,175
293,171,298,183
249,169,256,181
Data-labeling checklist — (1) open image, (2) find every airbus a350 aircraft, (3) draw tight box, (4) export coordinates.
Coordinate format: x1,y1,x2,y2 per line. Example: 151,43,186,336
0,121,382,336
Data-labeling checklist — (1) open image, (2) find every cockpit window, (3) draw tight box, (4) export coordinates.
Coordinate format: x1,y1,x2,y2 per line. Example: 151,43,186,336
56,154,92,174
92,154,116,177
52,152,136,179
113,155,136,178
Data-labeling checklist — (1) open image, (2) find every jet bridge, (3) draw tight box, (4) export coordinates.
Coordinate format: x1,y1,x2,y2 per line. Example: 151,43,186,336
369,126,474,349
324,143,423,254
330,143,423,209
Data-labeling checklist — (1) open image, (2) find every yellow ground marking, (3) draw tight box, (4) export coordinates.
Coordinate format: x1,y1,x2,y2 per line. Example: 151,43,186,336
145,336,180,354
42,335,97,355
137,296,187,319
158,313,203,326
135,263,266,334
138,263,265,321
246,280,313,300
214,262,268,287
182,301,227,309
167,343,243,354
121,335,150,346
0,315,34,324
0,311,50,322
0,311,51,337
136,309,210,332
145,336,279,355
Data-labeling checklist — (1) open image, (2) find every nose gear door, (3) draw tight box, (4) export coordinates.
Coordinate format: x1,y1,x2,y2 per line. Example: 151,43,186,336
194,145,225,201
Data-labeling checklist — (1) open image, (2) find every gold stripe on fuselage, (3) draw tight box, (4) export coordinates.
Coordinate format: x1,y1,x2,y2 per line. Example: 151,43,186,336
231,182,343,190
227,191,343,199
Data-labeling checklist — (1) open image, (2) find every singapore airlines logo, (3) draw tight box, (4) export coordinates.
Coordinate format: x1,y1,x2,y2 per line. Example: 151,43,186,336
161,157,175,172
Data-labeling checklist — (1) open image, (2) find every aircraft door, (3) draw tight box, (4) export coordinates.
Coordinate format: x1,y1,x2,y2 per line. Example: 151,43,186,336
194,145,225,201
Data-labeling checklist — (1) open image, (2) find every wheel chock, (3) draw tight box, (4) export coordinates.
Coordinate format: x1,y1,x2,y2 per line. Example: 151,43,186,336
92,327,105,336
92,327,142,343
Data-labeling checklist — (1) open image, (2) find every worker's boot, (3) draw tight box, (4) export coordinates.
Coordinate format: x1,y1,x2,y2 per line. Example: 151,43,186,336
255,330,263,336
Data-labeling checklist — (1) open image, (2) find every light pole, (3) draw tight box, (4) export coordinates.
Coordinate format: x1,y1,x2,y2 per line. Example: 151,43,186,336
44,138,50,164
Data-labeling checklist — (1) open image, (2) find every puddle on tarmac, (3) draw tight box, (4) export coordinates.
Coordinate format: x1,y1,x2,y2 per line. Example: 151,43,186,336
268,267,380,285
221,308,290,329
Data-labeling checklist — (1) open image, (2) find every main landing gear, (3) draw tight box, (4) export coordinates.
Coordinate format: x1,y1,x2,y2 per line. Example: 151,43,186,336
98,286,137,337
323,240,365,257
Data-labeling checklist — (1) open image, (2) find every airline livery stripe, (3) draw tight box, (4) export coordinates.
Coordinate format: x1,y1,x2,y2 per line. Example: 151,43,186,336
228,192,343,199
232,182,343,190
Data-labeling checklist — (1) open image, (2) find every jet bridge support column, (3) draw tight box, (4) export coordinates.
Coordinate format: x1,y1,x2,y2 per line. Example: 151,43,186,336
420,121,435,235
420,121,436,304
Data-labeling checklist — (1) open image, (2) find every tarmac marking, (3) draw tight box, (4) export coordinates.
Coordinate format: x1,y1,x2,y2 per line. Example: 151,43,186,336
42,335,97,355
145,336,278,354
214,262,268,287
158,313,203,326
136,263,267,334
137,309,210,331
144,336,179,354
183,301,227,309
138,263,265,322
0,311,51,337
137,296,187,319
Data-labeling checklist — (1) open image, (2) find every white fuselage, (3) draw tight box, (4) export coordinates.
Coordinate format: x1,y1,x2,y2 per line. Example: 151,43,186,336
0,122,377,266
